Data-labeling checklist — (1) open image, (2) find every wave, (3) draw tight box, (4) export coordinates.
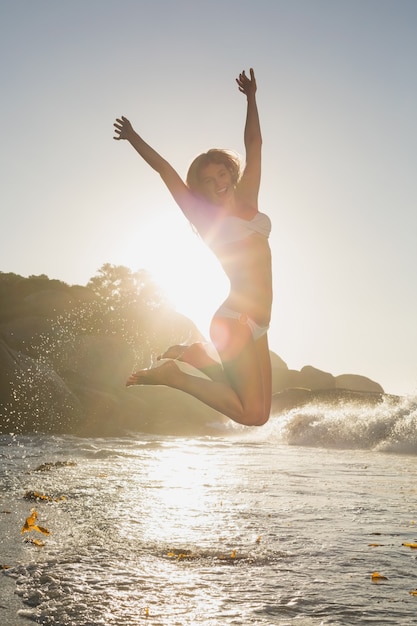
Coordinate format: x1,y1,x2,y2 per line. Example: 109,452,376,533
3,392,417,456
264,393,417,454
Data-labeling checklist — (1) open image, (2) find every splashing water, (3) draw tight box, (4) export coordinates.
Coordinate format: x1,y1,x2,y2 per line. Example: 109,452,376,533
2,415,417,625
274,394,417,454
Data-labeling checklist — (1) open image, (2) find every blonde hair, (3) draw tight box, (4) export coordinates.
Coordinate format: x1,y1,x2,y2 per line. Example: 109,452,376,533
186,149,241,194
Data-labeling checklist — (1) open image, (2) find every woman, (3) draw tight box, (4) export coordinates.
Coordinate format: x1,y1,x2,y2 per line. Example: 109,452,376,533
114,68,272,426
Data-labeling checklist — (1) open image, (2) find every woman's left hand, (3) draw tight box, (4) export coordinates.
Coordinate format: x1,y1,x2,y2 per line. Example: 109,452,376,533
236,68,257,97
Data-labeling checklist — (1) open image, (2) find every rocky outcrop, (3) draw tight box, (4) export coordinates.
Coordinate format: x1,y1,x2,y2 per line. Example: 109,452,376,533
270,354,384,395
270,387,394,417
0,326,386,436
269,354,388,419
0,279,217,435
0,337,84,433
0,275,387,436
335,374,383,393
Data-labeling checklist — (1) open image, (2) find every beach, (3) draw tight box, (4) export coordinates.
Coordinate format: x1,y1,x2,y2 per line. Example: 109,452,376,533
1,395,417,625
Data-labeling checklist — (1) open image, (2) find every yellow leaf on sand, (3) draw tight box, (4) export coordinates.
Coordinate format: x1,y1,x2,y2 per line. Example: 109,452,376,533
368,543,384,547
21,509,49,535
409,589,417,596
402,542,417,549
371,571,388,581
21,509,38,533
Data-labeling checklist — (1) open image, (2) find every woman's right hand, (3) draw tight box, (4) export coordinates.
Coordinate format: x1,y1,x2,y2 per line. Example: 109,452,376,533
113,116,135,140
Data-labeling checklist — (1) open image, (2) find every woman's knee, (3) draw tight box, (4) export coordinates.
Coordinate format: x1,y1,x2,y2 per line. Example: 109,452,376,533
248,410,270,427
236,404,270,427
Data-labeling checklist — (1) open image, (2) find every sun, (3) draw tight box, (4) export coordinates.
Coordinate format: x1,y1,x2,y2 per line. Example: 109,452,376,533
127,212,228,337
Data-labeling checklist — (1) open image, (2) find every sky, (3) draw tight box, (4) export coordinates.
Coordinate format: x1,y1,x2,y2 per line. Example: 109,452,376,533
1,0,416,396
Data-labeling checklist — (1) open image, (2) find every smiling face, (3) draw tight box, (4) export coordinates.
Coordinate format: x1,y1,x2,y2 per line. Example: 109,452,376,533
186,150,241,207
199,162,235,206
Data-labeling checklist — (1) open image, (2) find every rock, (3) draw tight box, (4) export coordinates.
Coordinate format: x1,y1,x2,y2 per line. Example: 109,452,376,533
123,385,228,436
271,387,313,414
0,338,83,434
0,339,21,402
21,289,78,316
270,351,288,370
271,366,335,393
56,335,135,388
271,363,382,396
271,387,394,417
335,374,383,394
0,317,56,355
0,271,389,435
299,365,335,390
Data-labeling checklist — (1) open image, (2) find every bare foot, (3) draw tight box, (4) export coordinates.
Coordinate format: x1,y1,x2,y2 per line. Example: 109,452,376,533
158,342,218,371
126,360,182,387
157,344,188,360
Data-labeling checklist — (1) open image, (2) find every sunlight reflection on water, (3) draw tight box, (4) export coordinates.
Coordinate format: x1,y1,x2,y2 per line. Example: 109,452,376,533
2,433,417,624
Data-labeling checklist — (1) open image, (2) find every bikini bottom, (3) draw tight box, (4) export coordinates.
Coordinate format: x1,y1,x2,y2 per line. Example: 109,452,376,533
214,305,269,341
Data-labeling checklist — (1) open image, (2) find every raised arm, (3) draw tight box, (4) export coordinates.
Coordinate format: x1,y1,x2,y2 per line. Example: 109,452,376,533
113,116,201,225
235,68,262,209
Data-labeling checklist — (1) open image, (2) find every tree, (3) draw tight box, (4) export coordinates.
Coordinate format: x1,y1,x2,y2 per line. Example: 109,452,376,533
87,263,165,310
84,263,168,339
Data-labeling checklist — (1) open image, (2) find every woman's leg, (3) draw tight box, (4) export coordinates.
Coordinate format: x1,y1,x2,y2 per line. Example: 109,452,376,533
157,343,227,383
127,317,271,426
211,316,271,425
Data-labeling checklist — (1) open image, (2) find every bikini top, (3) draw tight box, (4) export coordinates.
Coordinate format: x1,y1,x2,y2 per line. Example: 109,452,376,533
205,211,272,248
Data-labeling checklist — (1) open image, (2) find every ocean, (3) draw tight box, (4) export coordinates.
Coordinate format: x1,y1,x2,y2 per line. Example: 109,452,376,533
1,394,417,625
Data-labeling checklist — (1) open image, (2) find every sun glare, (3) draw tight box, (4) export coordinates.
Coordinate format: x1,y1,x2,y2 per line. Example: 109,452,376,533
127,213,228,337
142,443,222,545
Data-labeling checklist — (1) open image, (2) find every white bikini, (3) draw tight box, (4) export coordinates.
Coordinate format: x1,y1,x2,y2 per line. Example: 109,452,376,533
208,211,272,247
206,212,272,341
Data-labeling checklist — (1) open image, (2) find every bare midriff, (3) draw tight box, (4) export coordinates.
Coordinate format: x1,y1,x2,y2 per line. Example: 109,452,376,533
212,232,272,327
